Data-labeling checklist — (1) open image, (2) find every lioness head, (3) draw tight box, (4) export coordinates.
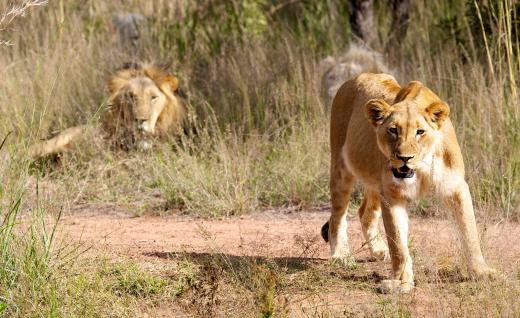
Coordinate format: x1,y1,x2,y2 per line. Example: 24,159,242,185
105,63,185,149
365,81,450,179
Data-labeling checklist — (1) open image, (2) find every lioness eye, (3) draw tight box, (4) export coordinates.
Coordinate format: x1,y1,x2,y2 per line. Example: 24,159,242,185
388,127,398,135
416,129,425,135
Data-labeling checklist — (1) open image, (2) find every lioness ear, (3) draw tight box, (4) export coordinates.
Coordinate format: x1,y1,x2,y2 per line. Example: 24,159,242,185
365,99,393,127
424,102,449,128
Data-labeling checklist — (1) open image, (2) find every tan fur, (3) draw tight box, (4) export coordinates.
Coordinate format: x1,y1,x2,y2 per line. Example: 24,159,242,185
28,126,86,159
328,73,495,293
29,64,186,159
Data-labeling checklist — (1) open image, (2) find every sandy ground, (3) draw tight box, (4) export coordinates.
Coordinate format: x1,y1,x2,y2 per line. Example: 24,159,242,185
56,204,519,266
51,203,520,317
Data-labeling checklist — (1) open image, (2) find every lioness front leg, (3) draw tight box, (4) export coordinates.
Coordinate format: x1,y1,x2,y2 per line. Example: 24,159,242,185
328,168,354,264
444,182,496,278
380,202,414,293
359,190,389,261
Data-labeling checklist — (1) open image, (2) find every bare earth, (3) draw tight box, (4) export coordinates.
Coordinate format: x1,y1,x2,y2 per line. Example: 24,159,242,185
54,204,520,317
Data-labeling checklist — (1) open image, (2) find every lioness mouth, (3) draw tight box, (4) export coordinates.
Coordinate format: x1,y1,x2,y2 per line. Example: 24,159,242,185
392,167,415,179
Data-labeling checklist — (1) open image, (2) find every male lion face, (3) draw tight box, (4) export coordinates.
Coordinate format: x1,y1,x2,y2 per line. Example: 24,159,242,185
106,64,180,150
365,81,450,179
120,76,168,135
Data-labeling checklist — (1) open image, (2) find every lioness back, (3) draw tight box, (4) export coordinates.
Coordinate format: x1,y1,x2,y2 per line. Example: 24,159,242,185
330,73,400,180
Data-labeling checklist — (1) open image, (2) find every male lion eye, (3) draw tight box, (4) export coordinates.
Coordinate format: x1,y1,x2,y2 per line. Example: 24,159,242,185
151,95,158,101
416,129,425,135
388,127,398,135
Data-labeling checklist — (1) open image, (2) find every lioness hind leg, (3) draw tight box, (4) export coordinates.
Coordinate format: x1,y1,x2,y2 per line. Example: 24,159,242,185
329,166,354,264
358,190,389,261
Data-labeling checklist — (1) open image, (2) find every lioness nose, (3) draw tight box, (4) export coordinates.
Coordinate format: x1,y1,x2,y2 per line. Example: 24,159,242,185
397,155,414,163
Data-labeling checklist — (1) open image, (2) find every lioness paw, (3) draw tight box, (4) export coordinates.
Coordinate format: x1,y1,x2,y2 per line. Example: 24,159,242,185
330,255,357,269
368,239,389,261
379,279,414,294
470,265,498,280
370,246,390,262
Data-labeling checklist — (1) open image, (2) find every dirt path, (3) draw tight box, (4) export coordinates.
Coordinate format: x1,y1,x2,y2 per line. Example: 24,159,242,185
57,203,519,268
53,204,520,317
58,204,334,261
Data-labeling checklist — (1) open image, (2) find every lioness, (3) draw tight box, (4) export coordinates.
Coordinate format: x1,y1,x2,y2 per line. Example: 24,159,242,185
29,63,186,158
322,73,495,293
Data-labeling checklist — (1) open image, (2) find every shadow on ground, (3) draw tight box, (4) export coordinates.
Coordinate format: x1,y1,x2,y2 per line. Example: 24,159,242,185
144,251,385,284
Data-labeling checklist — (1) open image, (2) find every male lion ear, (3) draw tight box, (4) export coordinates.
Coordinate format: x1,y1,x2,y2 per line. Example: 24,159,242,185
164,75,179,92
365,99,393,127
424,102,450,128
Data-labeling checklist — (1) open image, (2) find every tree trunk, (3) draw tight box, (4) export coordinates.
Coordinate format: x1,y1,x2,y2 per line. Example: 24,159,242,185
389,0,410,43
348,0,377,47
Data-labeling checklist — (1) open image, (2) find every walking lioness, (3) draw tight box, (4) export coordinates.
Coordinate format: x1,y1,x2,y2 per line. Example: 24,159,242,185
322,73,495,293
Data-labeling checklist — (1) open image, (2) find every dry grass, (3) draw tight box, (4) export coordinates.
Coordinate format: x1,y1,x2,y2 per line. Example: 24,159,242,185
159,251,520,317
0,0,518,316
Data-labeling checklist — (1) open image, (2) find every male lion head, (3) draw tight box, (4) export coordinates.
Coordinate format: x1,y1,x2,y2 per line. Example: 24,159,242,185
365,81,450,179
104,63,186,149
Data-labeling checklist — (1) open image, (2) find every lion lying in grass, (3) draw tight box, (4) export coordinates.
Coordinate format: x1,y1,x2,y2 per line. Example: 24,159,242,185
322,73,496,293
29,63,186,159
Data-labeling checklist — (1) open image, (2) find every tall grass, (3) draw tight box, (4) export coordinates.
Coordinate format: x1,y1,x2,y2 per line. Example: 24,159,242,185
0,137,73,315
0,0,517,219
155,120,329,216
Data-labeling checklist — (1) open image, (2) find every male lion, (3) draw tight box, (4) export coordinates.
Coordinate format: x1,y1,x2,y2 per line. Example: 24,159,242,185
322,73,495,293
319,45,391,106
29,63,186,158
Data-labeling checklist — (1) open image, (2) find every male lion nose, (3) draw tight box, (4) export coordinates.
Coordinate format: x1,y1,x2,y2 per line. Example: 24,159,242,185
397,155,414,163
136,119,146,129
